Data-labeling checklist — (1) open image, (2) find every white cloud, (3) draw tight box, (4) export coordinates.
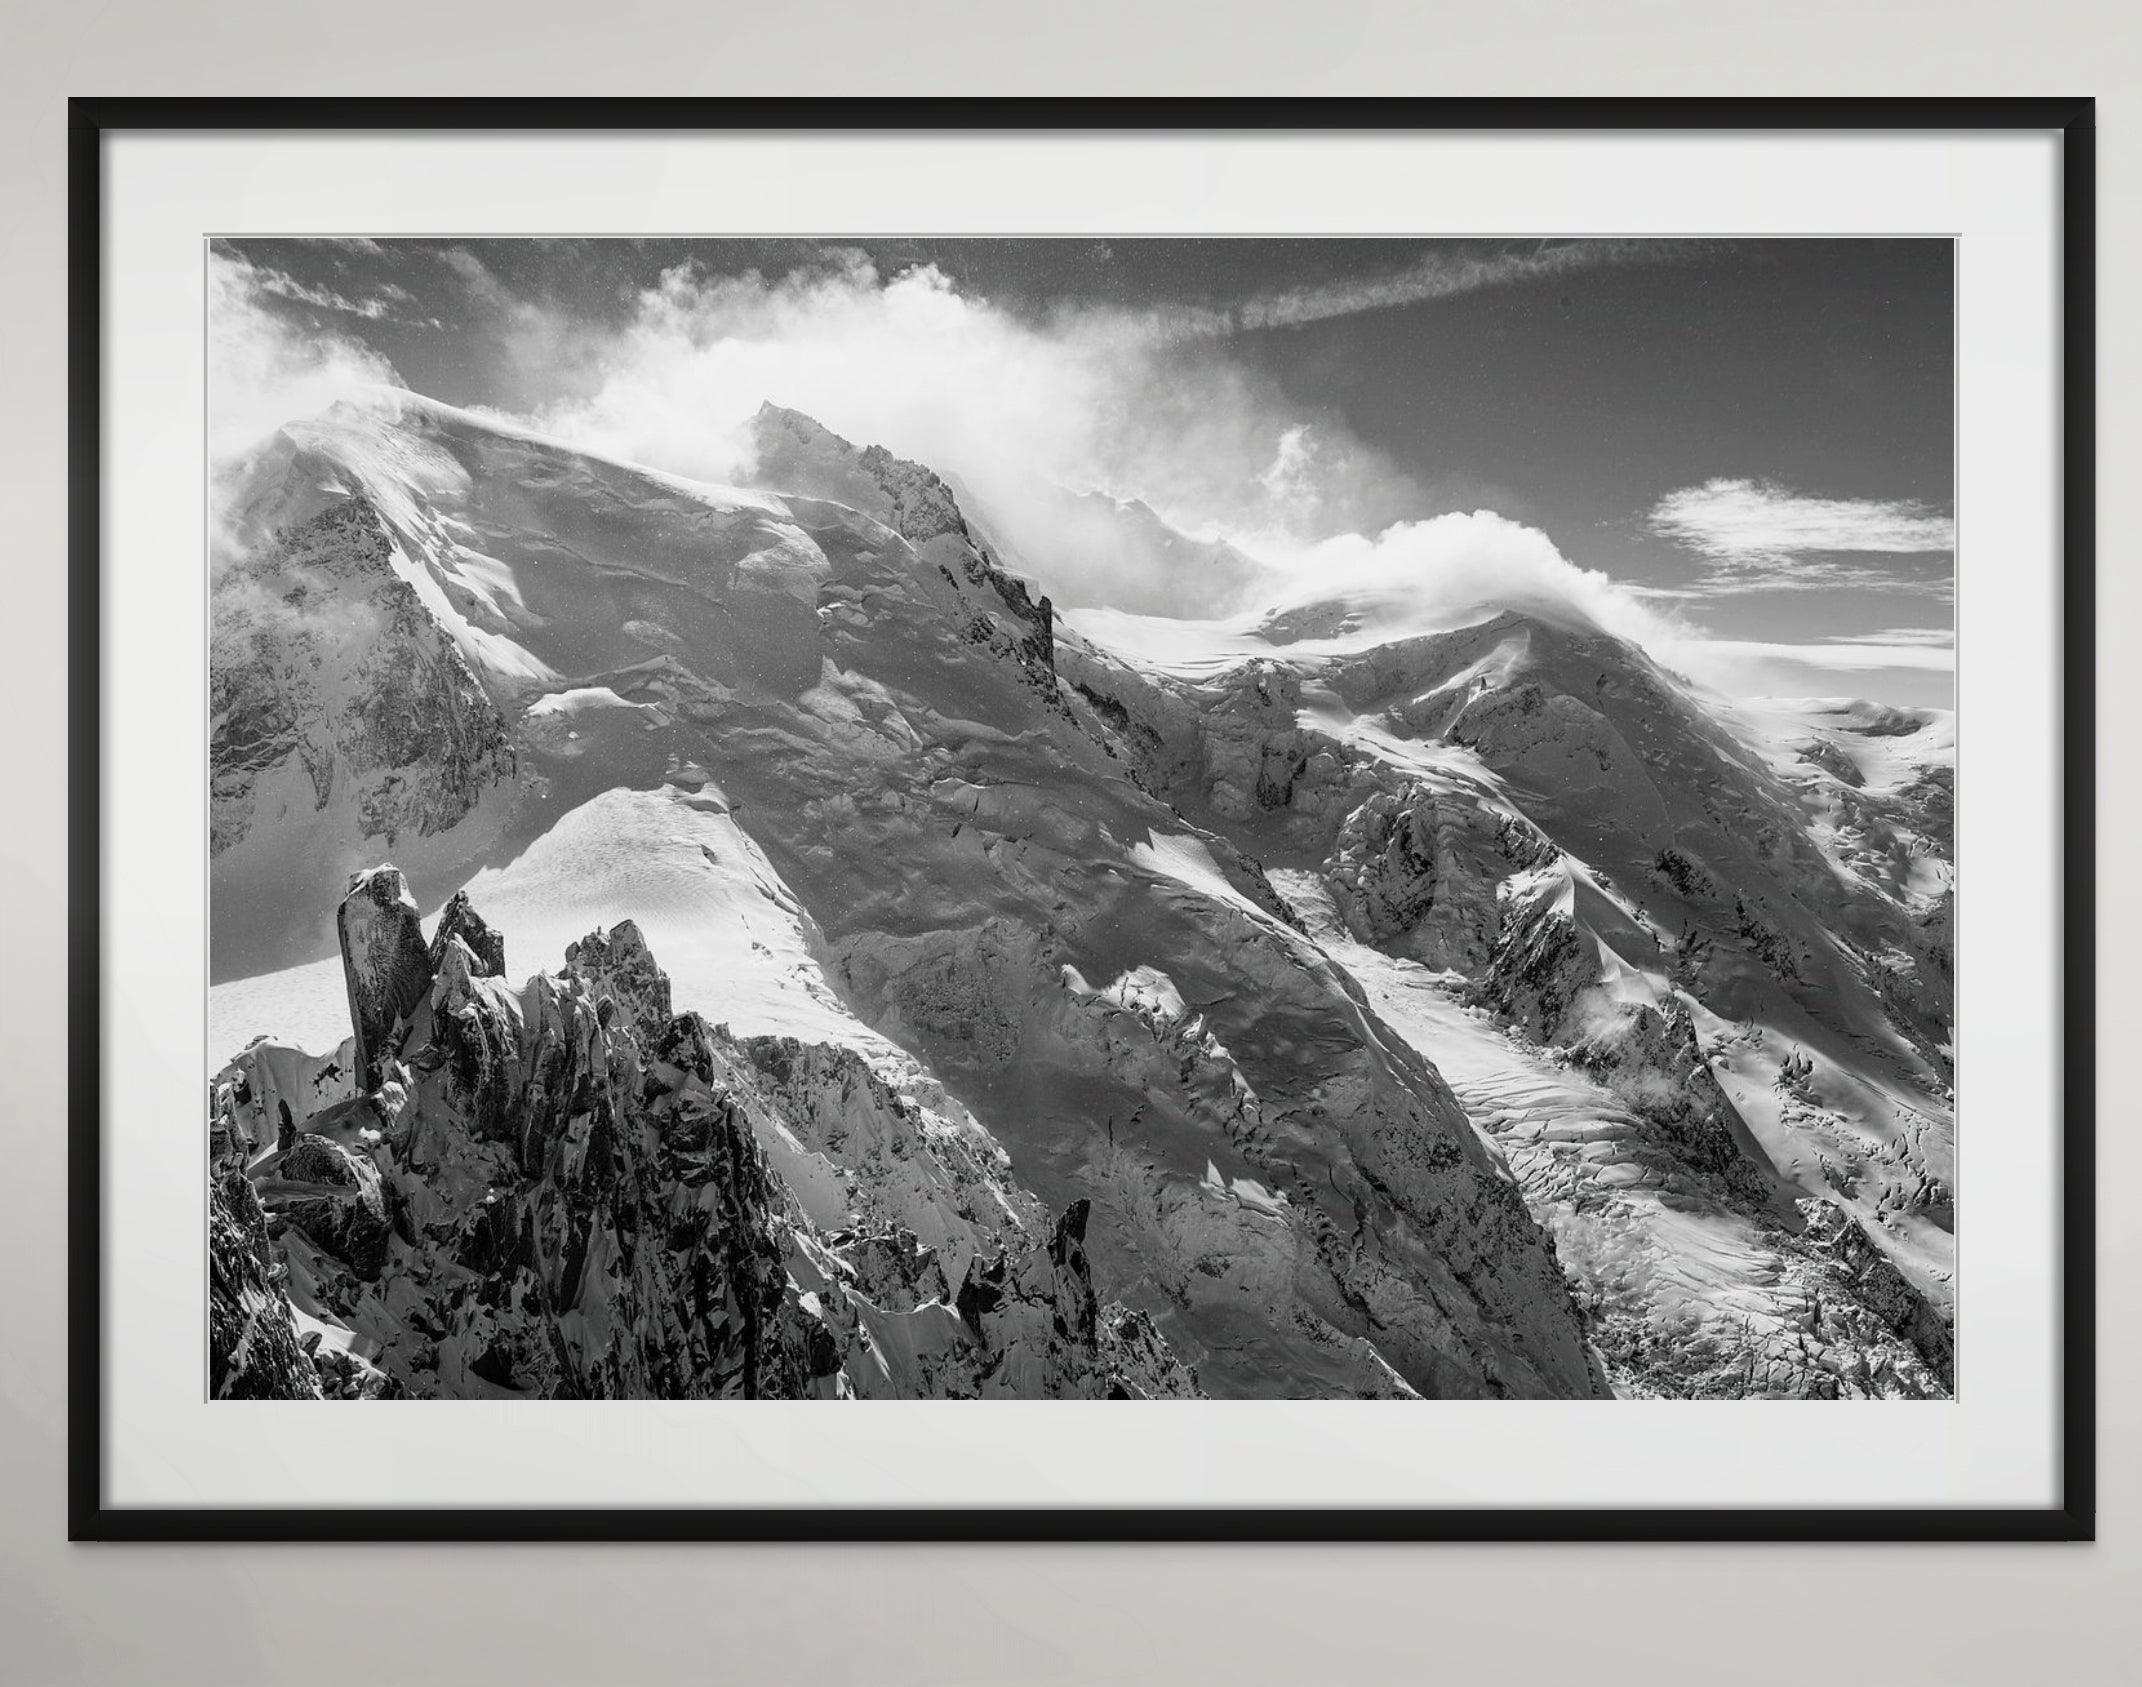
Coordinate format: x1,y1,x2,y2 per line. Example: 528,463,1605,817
1674,637,1956,676
1648,478,1954,593
209,251,403,461
523,255,1432,602
438,246,515,308
1270,512,1682,653
1825,626,1954,648
1108,240,1699,344
208,245,1952,707
245,264,414,321
498,254,1716,654
1219,239,1687,335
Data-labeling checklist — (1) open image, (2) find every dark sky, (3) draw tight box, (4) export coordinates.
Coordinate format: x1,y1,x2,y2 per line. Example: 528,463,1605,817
931,237,1955,637
214,235,1955,702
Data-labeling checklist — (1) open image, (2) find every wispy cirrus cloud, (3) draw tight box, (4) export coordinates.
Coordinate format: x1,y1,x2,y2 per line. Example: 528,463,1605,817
1121,239,1713,343
1826,626,1954,648
244,263,418,322
1652,477,1954,563
1647,477,1954,595
1682,636,1954,674
437,246,516,308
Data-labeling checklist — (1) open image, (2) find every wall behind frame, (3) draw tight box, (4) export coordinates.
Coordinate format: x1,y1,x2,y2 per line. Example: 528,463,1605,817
0,4,2127,1682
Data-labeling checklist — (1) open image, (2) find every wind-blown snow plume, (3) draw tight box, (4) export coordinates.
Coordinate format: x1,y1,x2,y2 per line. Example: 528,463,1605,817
1268,512,1683,650
211,244,1947,703
523,254,1430,562
516,254,1698,645
214,246,1683,664
210,249,403,460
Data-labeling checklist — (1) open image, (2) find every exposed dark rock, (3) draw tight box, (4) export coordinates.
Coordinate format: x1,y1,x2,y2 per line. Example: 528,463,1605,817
930,1199,1200,1399
229,880,1200,1402
338,866,434,1089
319,934,827,1398
207,400,1958,1408
273,1132,394,1280
1799,738,1866,788
209,1169,320,1400
1798,1200,1956,1391
1329,786,1556,970
1570,1002,1769,1202
210,494,515,861
428,889,506,979
563,919,672,1040
1476,896,1594,1044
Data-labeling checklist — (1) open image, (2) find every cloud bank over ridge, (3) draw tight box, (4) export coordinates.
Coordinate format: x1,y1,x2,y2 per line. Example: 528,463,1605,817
209,242,1952,701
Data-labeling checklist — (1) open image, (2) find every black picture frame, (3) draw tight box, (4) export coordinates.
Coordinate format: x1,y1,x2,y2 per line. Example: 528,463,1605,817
68,95,2097,1544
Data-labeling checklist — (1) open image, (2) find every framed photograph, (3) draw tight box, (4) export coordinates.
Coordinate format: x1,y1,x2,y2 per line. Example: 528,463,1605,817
71,97,2094,1541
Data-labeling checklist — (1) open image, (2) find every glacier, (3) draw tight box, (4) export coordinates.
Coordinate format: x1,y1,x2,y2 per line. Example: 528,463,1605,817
205,390,1955,1401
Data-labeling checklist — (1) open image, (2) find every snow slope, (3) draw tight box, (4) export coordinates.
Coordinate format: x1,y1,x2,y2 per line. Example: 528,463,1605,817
213,775,888,1064
1275,874,1948,1397
1057,598,1955,1348
207,394,1955,1400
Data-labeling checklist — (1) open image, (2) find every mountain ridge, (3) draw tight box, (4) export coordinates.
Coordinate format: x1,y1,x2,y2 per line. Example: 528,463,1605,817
205,395,1955,1400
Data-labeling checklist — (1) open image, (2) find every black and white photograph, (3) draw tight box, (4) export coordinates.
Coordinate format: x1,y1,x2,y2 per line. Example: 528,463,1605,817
204,234,1961,1405
8,37,2113,1687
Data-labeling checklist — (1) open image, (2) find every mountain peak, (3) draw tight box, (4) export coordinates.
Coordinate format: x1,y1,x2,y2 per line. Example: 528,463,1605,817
206,379,1957,1404
752,400,842,442
746,405,970,545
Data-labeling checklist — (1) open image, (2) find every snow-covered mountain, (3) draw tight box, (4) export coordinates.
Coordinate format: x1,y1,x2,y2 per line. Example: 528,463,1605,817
207,392,1955,1401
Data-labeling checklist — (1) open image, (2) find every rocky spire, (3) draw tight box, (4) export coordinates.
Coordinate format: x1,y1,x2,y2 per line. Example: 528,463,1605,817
428,888,506,979
336,865,432,1089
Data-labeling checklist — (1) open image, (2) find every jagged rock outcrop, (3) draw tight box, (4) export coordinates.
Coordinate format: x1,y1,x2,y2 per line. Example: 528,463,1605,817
1800,737,1866,788
955,1199,1110,1395
213,877,1204,1402
1475,874,1597,1043
211,494,516,858
338,866,434,1088
208,399,1957,1404
1797,1200,1956,1392
751,403,1057,688
428,888,506,979
1568,1000,1757,1189
1057,605,1960,1400
214,403,1618,1402
208,1167,321,1400
268,1131,394,1280
730,1031,1038,1292
790,1198,1204,1400
1328,786,1556,970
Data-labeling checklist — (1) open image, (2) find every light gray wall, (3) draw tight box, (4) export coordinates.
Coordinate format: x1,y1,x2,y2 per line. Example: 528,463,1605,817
1,6,2129,1682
